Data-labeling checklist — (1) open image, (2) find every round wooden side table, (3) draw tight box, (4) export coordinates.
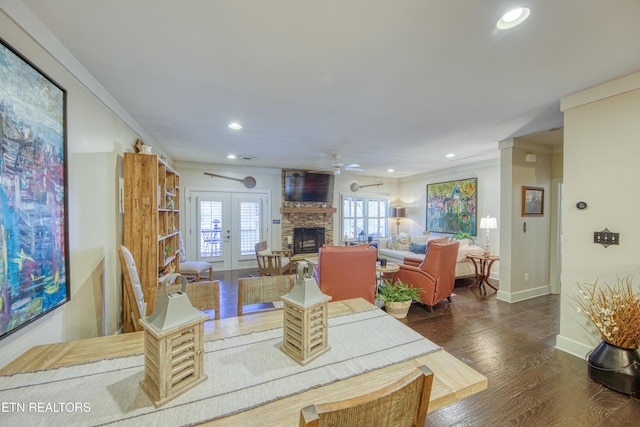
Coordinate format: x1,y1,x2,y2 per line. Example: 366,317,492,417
466,254,499,294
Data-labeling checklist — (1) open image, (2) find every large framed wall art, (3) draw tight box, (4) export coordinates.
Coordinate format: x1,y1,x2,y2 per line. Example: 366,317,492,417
426,178,477,236
0,38,69,340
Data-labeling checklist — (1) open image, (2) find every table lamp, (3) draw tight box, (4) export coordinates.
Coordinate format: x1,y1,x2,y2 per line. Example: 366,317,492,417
479,215,498,256
390,207,406,235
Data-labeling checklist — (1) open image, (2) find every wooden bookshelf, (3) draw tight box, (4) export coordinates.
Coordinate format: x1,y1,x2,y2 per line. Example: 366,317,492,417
123,152,180,332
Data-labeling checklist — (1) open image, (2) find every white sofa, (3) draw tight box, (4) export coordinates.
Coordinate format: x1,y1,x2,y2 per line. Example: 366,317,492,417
377,234,484,279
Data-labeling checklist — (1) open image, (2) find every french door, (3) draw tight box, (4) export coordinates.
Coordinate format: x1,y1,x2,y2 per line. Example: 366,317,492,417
187,190,269,271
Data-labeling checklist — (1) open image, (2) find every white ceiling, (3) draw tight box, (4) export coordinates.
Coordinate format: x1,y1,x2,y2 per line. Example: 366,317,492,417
17,0,640,177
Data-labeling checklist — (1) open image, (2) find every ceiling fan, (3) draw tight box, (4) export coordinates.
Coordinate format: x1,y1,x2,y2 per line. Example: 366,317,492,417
328,154,365,175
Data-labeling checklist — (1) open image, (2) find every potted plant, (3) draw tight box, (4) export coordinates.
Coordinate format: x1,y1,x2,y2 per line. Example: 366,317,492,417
164,245,173,260
377,279,422,319
576,276,640,395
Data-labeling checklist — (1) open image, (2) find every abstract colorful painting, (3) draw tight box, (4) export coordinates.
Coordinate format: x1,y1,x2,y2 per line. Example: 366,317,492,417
0,38,69,340
426,178,477,235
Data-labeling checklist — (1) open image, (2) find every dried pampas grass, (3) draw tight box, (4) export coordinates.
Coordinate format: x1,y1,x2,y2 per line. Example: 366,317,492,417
576,276,640,349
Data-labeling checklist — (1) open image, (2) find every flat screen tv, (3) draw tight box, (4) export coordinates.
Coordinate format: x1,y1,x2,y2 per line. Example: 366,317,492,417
284,170,335,203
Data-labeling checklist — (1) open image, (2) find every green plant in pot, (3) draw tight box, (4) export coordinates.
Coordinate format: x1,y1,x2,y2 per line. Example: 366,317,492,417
378,279,422,319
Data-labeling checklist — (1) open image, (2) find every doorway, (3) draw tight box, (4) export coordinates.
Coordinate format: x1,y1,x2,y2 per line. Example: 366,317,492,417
550,179,563,294
187,190,270,271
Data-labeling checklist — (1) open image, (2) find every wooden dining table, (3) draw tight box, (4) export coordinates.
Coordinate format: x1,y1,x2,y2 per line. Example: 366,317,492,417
1,298,487,426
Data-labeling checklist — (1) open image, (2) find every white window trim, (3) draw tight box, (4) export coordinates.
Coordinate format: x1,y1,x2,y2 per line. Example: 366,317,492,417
340,192,391,242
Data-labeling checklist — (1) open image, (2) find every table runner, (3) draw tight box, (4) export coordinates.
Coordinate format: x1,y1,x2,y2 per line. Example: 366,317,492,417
0,309,440,426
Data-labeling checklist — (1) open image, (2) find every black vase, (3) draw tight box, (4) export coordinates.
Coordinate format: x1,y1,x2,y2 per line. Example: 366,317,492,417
587,341,640,396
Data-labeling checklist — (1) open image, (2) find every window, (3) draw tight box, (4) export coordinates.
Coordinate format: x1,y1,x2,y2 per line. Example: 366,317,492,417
342,195,390,241
239,201,261,255
199,200,222,257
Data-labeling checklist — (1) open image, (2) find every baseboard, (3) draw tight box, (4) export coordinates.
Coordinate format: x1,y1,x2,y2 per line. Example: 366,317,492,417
556,334,593,359
496,285,550,303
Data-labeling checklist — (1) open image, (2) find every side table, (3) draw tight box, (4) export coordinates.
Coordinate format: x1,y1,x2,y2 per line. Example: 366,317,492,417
289,253,318,272
376,262,400,286
375,262,400,308
466,254,499,294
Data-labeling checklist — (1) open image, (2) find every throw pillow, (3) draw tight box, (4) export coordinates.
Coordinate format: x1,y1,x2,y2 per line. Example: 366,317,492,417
390,234,411,250
410,235,429,245
409,242,427,254
258,248,272,256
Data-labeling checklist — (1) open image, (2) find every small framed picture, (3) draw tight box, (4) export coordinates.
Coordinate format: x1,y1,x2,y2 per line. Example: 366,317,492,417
522,186,544,216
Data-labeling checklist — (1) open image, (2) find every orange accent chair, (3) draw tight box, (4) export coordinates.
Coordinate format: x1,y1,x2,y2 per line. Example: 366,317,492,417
395,240,459,311
313,244,378,303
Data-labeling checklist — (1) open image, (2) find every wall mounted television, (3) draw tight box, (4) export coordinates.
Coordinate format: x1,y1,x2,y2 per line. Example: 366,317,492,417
284,170,335,203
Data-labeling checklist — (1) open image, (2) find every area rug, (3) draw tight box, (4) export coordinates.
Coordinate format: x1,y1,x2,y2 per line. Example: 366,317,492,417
0,309,441,426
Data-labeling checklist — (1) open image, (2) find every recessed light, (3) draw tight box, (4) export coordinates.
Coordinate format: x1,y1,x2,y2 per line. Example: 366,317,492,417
227,154,237,159
497,7,530,30
446,153,455,158
387,169,395,173
228,122,242,130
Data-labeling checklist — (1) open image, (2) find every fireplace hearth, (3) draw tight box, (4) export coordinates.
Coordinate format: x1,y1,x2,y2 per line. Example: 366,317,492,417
293,227,325,255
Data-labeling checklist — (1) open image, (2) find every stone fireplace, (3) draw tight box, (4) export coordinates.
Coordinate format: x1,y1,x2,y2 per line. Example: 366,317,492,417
280,170,336,252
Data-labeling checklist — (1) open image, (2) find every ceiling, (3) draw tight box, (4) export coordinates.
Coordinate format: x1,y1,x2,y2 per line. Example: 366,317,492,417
16,0,640,177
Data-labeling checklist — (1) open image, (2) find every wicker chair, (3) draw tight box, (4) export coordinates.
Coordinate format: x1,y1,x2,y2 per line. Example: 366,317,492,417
153,280,221,320
237,275,295,316
255,241,291,276
299,365,434,427
118,245,221,332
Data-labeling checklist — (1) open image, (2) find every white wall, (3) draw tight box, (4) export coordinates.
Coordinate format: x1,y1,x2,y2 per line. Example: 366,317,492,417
397,159,501,277
557,72,640,357
0,8,147,368
498,140,555,302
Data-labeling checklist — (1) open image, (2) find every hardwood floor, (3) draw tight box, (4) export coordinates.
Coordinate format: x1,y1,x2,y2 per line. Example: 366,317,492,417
211,269,640,426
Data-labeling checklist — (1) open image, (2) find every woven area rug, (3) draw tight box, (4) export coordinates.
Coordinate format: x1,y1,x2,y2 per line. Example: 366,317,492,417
0,309,441,426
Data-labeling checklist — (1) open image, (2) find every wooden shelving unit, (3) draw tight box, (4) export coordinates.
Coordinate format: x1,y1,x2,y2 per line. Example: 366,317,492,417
123,152,180,332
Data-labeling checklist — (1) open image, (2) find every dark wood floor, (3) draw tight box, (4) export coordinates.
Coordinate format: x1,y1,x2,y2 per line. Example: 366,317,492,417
211,269,640,426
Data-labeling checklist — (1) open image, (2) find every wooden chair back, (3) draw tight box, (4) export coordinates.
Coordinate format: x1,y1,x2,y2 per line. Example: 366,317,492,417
237,275,295,316
300,365,433,427
255,241,291,276
154,280,221,319
119,245,221,330
118,245,148,331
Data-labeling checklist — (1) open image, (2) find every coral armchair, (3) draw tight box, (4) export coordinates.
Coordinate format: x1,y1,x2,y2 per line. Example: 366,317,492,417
313,244,378,303
395,240,459,311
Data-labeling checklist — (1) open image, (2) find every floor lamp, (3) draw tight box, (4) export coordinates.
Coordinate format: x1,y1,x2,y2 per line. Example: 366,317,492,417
391,207,406,235
479,215,498,256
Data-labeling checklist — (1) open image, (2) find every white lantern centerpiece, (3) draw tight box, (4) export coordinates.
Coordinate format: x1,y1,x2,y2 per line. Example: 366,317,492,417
281,261,331,365
138,274,208,407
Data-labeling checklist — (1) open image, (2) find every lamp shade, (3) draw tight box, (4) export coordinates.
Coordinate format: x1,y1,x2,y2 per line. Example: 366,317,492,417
480,216,498,230
391,207,406,218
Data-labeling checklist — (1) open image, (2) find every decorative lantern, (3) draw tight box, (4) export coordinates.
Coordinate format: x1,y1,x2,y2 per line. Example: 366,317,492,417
138,274,208,407
281,261,331,365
